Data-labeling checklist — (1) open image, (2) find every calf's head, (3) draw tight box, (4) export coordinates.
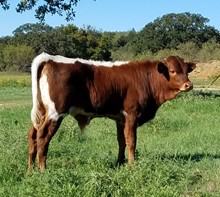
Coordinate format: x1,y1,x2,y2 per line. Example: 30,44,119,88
158,55,196,97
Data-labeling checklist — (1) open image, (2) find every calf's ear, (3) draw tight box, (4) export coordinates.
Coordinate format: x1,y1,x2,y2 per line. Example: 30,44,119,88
186,62,196,73
157,62,169,80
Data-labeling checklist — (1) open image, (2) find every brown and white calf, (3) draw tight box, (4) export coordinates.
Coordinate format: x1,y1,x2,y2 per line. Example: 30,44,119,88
28,53,196,171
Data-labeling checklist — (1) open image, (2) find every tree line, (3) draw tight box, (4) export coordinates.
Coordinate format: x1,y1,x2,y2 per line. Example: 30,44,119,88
1,12,220,72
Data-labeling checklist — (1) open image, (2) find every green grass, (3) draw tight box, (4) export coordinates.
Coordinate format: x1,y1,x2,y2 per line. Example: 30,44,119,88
1,86,220,196
0,86,32,107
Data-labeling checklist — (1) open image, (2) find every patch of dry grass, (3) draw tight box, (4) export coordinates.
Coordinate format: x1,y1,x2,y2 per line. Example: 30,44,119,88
190,60,220,88
0,72,31,87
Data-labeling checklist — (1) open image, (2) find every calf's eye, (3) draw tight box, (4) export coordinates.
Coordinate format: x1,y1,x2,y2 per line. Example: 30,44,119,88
169,70,176,74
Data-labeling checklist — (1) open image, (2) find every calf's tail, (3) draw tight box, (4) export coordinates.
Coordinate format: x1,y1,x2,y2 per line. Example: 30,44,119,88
30,52,51,130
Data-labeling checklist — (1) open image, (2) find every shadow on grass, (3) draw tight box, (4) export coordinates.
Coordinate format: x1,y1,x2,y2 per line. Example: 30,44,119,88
159,152,220,163
189,90,220,98
105,152,220,169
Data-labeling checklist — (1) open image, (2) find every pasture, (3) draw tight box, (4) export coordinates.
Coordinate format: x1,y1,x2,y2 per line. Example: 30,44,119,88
0,74,220,196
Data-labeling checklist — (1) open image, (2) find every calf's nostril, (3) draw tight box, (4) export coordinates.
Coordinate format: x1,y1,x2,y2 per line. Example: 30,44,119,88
184,82,193,90
185,83,190,88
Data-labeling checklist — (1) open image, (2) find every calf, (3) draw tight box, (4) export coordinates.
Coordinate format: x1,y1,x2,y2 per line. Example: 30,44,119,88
28,53,196,171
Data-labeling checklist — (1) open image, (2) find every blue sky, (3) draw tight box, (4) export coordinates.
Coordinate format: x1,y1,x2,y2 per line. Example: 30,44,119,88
0,0,220,37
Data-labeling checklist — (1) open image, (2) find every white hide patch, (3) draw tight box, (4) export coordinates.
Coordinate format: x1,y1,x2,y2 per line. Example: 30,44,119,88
34,52,128,67
68,106,128,120
39,74,65,121
30,53,129,128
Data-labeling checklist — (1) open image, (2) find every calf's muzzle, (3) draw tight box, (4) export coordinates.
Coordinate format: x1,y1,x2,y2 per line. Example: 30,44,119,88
180,81,193,92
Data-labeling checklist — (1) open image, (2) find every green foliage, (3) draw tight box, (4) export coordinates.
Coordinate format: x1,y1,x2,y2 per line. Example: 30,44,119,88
7,23,56,54
0,45,35,72
134,12,220,53
176,42,200,61
0,0,80,22
47,25,87,57
1,12,220,72
198,39,220,62
112,12,220,60
13,23,53,36
3,24,113,61
111,30,139,60
111,46,135,61
1,87,220,196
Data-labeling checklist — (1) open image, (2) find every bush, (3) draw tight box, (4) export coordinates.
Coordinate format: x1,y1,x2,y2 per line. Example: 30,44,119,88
198,39,220,62
1,45,35,72
176,42,200,62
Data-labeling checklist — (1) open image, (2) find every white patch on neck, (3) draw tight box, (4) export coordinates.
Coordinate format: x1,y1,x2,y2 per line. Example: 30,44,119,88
35,52,128,67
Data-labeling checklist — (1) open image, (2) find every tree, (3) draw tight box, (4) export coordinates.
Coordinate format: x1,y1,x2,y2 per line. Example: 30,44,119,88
1,45,35,72
1,22,113,60
9,23,54,54
12,23,53,36
133,12,220,53
49,24,86,57
90,33,112,60
0,0,83,22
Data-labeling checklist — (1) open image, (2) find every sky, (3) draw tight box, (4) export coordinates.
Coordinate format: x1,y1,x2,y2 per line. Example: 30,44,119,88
0,0,220,37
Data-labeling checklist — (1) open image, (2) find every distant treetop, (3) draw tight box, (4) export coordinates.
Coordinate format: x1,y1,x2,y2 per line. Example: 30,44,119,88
0,0,83,22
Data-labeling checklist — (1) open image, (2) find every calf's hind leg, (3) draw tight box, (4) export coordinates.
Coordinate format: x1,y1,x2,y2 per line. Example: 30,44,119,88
28,125,37,172
37,118,63,172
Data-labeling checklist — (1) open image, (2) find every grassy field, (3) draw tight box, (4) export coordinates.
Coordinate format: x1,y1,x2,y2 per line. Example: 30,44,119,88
1,74,220,196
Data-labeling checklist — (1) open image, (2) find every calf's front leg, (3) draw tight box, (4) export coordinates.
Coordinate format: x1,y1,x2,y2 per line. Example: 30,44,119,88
124,114,137,164
116,112,137,165
116,121,126,165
